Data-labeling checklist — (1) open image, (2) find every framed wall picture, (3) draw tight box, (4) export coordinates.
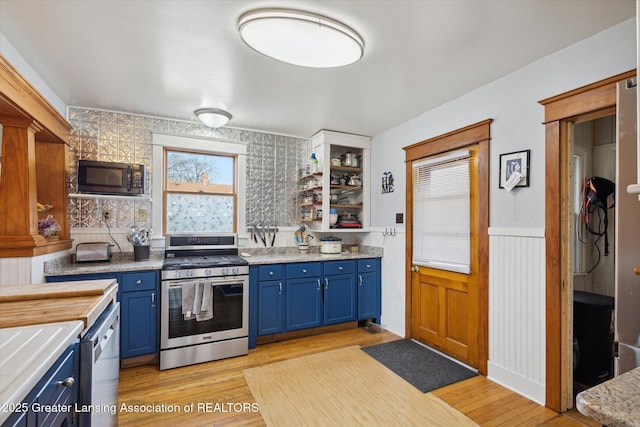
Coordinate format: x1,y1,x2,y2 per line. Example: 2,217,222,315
499,150,530,189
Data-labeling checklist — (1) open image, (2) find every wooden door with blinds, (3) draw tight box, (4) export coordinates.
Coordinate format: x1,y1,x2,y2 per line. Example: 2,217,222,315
404,120,490,374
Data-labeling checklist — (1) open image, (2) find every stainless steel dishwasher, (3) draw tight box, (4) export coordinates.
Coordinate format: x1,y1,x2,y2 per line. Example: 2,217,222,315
79,301,120,427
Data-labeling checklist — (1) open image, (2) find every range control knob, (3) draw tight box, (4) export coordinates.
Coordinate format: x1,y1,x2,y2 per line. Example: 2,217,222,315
186,270,194,277
204,269,212,276
232,267,239,275
221,267,229,276
174,271,182,279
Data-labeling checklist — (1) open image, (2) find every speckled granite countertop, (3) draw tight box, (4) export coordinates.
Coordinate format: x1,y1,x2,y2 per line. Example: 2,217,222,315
576,367,640,426
44,246,383,276
241,246,383,265
44,251,165,276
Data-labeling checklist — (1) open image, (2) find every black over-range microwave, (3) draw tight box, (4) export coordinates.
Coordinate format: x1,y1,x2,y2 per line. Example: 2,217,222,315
77,160,145,195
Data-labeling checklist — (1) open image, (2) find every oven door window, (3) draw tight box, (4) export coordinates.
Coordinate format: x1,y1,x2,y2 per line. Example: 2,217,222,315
168,281,244,339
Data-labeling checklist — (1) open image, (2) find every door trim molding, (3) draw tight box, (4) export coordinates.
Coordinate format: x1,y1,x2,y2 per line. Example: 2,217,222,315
403,119,492,376
539,69,635,412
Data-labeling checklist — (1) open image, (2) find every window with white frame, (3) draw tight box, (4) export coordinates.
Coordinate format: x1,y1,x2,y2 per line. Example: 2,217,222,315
164,149,236,233
152,134,247,238
412,149,471,274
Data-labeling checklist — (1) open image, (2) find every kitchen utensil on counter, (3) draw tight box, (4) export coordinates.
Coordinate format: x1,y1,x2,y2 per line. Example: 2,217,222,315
294,226,313,245
320,236,342,254
127,226,150,245
133,244,150,261
75,242,113,262
253,224,266,246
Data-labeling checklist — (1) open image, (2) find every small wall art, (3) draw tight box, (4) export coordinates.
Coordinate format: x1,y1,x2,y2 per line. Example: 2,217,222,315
381,171,394,194
499,150,530,191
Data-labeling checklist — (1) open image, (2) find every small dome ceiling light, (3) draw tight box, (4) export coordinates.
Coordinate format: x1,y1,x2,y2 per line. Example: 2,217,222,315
195,108,232,128
238,8,364,68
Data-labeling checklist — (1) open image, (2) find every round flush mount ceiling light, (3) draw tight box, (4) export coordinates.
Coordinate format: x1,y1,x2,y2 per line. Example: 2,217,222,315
238,8,364,68
195,108,232,128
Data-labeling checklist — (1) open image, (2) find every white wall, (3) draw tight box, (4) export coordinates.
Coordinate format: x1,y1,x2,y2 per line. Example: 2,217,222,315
370,18,636,403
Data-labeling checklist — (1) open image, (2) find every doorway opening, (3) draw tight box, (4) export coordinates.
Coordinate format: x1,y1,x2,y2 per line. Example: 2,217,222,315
570,115,616,399
540,69,636,412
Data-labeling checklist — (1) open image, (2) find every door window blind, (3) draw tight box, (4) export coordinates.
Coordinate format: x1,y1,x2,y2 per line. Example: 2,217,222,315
412,149,471,274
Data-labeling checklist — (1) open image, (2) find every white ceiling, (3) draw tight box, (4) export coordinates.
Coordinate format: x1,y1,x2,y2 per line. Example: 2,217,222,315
0,0,635,138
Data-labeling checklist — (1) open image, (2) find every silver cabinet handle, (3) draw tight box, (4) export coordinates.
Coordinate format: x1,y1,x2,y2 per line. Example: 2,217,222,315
136,279,142,285
151,292,156,307
325,278,329,289
317,279,321,291
338,266,343,271
279,283,283,295
56,377,74,388
302,268,307,274
359,275,363,286
366,264,371,268
269,271,274,276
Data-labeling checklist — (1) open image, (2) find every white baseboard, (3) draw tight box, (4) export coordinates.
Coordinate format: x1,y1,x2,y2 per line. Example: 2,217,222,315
487,361,545,406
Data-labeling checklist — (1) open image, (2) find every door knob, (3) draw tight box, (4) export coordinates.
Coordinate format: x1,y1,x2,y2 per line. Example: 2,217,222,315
410,265,420,272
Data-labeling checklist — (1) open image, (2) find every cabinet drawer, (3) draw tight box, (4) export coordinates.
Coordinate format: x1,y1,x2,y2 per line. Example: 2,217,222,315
324,260,356,276
258,264,285,281
121,271,157,292
358,259,378,272
286,262,322,279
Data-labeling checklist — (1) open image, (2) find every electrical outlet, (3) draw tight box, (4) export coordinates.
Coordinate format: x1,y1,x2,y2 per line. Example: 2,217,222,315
103,210,111,221
137,208,149,222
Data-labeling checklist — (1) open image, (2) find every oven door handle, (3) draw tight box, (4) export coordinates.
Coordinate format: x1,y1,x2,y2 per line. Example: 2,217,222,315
166,278,246,288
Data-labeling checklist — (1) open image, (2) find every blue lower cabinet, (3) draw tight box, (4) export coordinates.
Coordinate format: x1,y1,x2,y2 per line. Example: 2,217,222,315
121,290,157,358
46,270,159,360
2,342,79,427
249,258,381,345
324,274,357,325
285,276,323,331
358,259,381,321
257,280,285,335
358,271,379,320
120,271,159,359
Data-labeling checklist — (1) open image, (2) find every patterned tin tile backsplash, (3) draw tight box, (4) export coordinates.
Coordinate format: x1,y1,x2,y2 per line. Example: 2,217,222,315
67,107,307,231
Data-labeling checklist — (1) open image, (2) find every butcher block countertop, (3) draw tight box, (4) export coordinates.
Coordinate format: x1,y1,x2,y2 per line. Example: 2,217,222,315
0,321,84,424
0,279,117,334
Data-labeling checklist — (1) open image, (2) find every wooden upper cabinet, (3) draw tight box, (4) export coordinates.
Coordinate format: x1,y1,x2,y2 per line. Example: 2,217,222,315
0,54,73,257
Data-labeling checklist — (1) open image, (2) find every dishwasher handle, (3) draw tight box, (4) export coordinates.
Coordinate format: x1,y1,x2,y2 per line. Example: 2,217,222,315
94,312,119,363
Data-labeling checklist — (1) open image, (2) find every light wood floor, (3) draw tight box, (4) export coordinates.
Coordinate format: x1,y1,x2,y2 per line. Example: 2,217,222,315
118,327,599,426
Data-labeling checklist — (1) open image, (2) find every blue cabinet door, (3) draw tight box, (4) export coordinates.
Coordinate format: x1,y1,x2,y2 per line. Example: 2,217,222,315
120,289,157,358
286,277,322,331
48,270,160,359
358,271,380,320
324,274,357,325
258,280,285,335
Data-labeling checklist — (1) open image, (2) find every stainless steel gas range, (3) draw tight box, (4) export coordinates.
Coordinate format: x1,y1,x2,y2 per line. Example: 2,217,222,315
160,233,249,370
